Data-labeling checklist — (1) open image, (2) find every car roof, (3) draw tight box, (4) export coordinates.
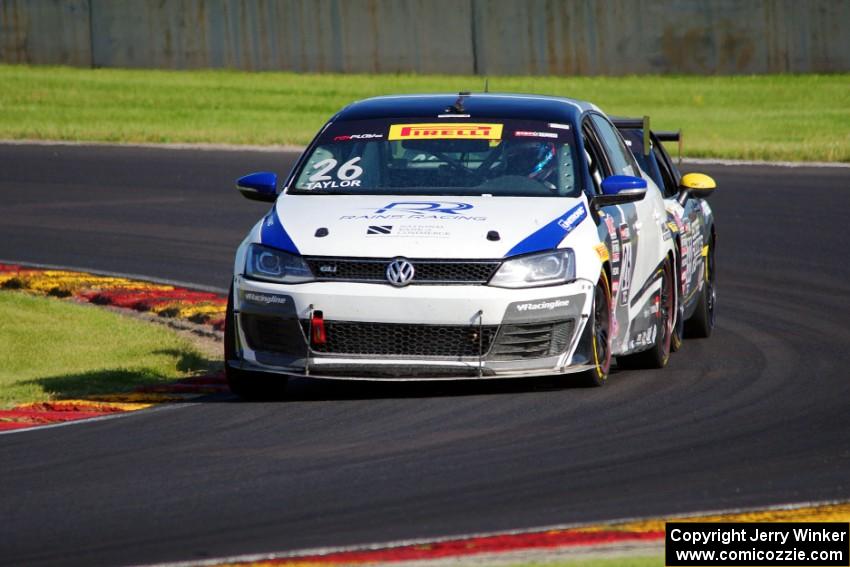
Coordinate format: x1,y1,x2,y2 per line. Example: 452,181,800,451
335,93,598,123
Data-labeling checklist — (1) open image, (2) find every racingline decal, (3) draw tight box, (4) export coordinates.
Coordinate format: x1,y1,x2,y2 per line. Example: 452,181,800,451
388,123,503,140
515,299,570,312
506,203,587,257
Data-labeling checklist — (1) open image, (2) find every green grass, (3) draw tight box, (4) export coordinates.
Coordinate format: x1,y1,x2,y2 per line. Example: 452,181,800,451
0,292,212,408
0,65,848,161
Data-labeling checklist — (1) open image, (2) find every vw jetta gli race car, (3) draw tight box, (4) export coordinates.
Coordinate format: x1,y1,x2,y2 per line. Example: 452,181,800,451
226,93,692,399
613,117,717,347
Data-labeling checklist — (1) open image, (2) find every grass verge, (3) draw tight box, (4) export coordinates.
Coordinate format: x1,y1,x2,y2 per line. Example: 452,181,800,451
0,291,212,408
0,65,848,162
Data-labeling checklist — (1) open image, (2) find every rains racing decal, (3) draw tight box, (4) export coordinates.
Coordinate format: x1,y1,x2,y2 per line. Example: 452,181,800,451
340,201,485,222
388,123,503,140
376,202,473,215
304,157,364,190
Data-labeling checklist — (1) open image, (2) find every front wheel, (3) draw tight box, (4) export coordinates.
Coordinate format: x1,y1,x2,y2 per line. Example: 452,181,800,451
577,271,613,387
617,259,675,369
224,285,289,401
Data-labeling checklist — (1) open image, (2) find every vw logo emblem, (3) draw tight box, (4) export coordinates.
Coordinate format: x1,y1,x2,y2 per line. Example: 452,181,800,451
386,258,415,287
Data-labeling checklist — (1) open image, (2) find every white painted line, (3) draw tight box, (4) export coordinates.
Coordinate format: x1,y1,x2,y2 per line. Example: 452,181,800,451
1,139,848,168
139,498,850,567
0,258,227,294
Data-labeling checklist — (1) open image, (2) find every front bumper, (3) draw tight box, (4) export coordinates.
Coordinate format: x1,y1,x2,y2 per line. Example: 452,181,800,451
229,276,596,380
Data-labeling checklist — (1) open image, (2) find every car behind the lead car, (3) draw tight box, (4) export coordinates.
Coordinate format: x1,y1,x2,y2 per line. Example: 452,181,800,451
226,93,712,399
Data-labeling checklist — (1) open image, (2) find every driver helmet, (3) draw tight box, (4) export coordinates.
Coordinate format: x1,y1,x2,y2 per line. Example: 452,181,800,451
505,140,557,181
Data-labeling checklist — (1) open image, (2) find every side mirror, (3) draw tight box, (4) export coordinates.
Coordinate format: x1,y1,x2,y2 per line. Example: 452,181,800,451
678,172,716,203
594,175,647,206
237,172,278,202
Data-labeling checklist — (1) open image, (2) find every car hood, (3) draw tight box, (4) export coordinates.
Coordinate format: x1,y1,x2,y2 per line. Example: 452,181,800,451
258,194,592,259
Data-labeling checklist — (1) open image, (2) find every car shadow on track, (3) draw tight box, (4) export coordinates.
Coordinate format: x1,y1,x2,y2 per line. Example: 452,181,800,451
224,368,629,403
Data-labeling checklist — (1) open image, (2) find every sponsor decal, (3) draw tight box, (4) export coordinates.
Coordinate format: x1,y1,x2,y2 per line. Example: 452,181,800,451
366,225,451,238
340,201,486,222
244,292,289,306
594,243,610,262
333,133,383,141
618,223,634,307
700,200,712,216
629,324,658,349
548,123,571,130
388,123,503,140
557,203,587,234
515,299,570,312
505,203,587,257
376,201,473,215
514,130,558,139
667,221,679,233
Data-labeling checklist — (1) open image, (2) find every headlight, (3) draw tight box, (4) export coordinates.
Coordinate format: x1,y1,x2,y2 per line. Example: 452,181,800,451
244,244,313,284
489,249,576,288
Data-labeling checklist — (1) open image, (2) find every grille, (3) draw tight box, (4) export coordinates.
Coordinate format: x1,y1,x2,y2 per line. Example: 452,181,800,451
489,320,576,361
241,314,306,354
304,257,500,285
304,321,498,358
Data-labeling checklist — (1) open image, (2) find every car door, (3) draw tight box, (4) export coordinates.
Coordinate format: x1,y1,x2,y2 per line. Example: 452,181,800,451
652,134,708,307
588,115,667,323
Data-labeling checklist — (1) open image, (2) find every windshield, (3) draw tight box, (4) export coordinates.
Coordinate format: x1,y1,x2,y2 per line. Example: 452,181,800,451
290,118,582,197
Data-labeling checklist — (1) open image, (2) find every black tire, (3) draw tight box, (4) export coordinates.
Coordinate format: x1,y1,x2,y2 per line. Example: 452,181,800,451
670,243,684,353
577,271,613,387
684,236,716,338
224,285,289,401
617,259,675,369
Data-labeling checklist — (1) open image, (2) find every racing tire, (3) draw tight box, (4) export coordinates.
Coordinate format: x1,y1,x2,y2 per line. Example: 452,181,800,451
684,236,716,339
670,242,684,353
617,259,675,370
224,285,289,401
671,303,684,353
577,271,613,387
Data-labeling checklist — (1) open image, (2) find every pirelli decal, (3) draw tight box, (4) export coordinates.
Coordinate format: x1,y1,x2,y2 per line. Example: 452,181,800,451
388,123,503,141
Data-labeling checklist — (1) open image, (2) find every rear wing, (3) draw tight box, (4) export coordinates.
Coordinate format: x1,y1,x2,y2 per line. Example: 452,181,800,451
612,116,683,165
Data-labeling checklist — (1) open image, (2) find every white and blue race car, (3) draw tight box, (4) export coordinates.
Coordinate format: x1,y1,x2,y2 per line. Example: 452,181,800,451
225,93,710,399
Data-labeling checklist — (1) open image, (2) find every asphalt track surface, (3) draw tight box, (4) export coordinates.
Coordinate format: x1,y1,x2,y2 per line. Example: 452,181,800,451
1,145,849,566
